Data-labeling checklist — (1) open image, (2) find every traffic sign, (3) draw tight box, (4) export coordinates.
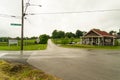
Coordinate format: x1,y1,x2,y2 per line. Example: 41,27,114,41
10,23,22,26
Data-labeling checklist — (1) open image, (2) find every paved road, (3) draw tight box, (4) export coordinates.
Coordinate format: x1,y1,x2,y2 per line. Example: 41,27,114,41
27,39,120,80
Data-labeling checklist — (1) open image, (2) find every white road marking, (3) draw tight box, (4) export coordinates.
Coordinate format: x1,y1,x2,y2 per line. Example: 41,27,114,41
0,53,8,58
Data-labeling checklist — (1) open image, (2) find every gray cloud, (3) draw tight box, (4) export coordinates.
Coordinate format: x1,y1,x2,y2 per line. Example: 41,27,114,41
0,0,120,37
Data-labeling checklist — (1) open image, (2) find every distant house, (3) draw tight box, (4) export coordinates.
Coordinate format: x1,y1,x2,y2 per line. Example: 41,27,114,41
82,29,116,46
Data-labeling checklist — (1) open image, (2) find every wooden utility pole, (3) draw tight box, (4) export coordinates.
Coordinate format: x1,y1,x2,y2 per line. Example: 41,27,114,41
21,0,24,51
21,0,41,51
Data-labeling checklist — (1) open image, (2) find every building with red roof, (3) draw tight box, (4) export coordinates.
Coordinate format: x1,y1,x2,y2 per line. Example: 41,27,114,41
82,29,116,46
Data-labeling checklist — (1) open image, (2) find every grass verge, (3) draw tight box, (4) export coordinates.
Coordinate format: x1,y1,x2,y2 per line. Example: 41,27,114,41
0,39,47,51
0,44,47,51
0,60,62,80
52,39,120,50
61,44,120,50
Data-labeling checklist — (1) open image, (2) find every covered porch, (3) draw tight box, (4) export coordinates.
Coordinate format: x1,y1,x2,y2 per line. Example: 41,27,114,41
82,36,115,46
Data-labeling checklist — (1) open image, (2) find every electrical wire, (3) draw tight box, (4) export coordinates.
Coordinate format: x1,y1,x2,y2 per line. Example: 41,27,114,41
0,14,21,19
0,9,120,18
27,9,120,15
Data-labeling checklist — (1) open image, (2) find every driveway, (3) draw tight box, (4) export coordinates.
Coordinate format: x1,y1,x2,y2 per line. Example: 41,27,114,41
27,39,120,80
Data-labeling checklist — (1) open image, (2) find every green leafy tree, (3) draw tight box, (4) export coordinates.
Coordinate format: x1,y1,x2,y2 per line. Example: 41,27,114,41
16,37,20,40
52,30,65,38
75,30,83,38
65,32,75,38
118,32,120,35
52,30,58,38
57,31,65,38
30,36,37,39
0,37,9,42
39,34,49,44
109,30,116,35
117,29,120,35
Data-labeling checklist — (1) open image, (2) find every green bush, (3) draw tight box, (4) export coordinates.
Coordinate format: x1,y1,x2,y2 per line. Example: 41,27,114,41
61,38,69,44
115,39,119,46
39,34,49,44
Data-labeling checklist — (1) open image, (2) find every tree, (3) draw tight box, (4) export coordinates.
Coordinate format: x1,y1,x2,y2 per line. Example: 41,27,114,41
57,31,65,38
30,36,37,39
52,30,58,38
0,37,9,42
118,32,120,35
39,34,49,44
117,29,120,35
16,37,20,40
109,30,116,35
75,30,83,38
65,32,75,38
52,30,65,38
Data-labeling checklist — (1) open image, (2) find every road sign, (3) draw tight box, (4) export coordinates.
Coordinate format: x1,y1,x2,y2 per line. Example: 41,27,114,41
10,23,22,26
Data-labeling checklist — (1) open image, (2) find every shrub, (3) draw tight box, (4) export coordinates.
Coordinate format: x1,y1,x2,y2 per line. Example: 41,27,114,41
39,34,49,44
115,39,119,46
61,37,69,44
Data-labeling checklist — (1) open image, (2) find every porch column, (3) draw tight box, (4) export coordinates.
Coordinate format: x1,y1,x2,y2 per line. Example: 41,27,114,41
88,38,90,45
91,37,93,45
113,37,115,46
97,37,100,46
102,37,104,46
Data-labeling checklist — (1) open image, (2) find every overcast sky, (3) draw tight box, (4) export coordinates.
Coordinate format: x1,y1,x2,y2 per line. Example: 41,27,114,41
0,0,120,37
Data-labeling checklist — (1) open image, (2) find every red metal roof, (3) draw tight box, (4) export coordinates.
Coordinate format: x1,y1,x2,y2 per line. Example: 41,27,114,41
92,29,114,37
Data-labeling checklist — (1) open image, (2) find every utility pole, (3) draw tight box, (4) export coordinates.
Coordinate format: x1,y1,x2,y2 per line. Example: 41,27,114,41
21,0,24,51
21,0,41,51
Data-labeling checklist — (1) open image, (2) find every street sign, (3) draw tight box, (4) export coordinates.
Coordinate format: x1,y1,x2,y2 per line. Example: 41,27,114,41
10,23,22,26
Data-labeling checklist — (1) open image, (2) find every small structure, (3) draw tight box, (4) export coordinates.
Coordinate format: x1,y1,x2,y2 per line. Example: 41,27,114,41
82,29,116,46
36,37,40,44
8,39,18,46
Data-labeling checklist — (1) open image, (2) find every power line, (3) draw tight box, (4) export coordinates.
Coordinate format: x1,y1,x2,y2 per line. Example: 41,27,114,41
0,8,120,18
27,9,120,15
0,14,20,19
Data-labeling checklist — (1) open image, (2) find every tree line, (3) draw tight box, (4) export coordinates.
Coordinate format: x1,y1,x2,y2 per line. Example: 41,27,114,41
52,29,84,39
0,29,119,44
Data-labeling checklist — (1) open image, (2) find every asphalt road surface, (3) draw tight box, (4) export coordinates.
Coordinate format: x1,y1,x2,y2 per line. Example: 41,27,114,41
27,39,120,80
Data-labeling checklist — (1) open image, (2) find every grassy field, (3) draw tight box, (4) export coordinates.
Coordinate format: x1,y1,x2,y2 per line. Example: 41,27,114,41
0,39,47,51
0,60,61,80
52,38,80,44
52,38,120,50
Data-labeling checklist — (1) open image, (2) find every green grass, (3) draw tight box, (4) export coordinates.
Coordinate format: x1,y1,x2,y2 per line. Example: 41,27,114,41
61,44,120,50
0,44,47,51
52,38,120,50
0,60,62,80
52,38,80,44
0,39,47,51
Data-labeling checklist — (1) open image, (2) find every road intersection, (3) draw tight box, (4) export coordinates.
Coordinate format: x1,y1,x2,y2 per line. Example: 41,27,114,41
0,39,120,80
